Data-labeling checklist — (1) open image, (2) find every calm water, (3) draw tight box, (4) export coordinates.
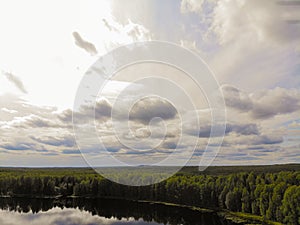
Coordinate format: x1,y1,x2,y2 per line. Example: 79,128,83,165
0,198,237,225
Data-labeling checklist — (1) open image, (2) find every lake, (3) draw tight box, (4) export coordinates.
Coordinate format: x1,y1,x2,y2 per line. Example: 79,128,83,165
0,197,238,225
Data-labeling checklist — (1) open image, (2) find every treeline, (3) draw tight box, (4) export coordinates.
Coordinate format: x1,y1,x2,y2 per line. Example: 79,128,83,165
0,168,299,224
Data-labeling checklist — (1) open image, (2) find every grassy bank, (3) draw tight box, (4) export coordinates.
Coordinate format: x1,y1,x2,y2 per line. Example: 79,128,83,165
219,211,283,225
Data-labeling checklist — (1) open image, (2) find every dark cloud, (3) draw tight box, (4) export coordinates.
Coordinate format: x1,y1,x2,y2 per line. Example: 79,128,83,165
3,71,27,94
0,141,46,151
62,150,81,154
129,97,178,124
226,123,259,135
226,134,284,146
95,99,112,119
221,85,253,111
187,122,259,138
195,124,223,138
72,31,98,56
222,85,300,119
251,88,300,119
59,99,112,124
58,109,72,123
227,156,259,161
60,97,177,128
0,143,32,151
161,141,177,149
251,135,283,145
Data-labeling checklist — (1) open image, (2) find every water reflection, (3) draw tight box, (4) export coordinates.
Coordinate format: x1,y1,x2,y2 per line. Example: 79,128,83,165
0,198,236,225
0,207,162,225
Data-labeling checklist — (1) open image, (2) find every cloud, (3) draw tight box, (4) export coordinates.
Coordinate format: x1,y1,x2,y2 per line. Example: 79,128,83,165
30,135,75,147
72,31,98,56
186,122,259,138
210,0,300,45
102,18,116,32
181,0,205,14
226,123,259,135
0,143,32,151
0,140,48,152
134,127,151,138
221,85,253,111
62,149,81,154
0,94,57,122
59,98,112,124
250,87,300,119
96,17,152,53
225,133,284,146
22,115,57,128
129,97,178,124
222,85,300,119
58,109,73,123
1,107,17,114
0,91,293,165
162,141,178,149
2,114,59,129
101,18,152,45
180,40,198,51
2,71,27,94
196,0,300,90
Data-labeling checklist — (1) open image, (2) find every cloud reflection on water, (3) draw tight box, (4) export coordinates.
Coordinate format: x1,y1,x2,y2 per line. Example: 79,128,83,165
0,207,162,225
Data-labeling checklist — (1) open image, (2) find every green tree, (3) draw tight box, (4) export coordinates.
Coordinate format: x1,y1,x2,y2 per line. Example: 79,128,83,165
281,185,300,225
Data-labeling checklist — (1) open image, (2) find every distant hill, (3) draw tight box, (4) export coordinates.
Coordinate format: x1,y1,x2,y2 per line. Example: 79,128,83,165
0,163,299,176
178,163,300,175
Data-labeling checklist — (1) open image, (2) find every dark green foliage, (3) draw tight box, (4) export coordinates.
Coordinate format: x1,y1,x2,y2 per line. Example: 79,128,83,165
281,185,300,225
0,165,299,224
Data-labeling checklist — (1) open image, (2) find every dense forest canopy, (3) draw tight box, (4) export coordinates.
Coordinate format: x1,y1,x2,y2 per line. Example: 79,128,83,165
0,164,299,225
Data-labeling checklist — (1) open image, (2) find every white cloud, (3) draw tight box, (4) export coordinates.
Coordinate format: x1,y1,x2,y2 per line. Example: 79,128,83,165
0,114,60,129
1,108,17,114
210,0,300,46
187,0,300,90
181,0,205,14
100,18,152,50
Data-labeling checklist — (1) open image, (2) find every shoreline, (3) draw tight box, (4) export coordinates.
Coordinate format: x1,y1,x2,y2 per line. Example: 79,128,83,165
0,195,282,225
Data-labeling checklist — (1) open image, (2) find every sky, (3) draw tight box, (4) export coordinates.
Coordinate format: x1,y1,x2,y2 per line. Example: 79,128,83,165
0,0,299,167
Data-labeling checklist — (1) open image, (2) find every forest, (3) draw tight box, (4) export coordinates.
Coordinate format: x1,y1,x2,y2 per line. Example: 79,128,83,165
0,164,299,225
